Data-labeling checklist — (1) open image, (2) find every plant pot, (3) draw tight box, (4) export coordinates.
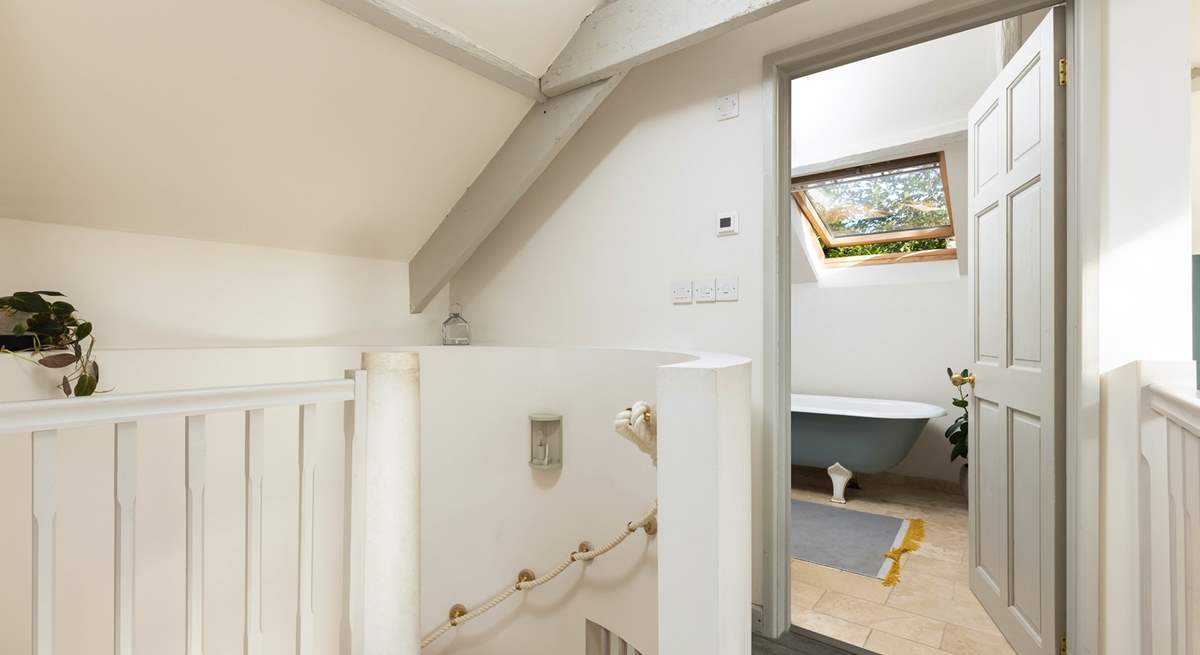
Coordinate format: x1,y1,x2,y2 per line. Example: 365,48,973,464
0,334,39,351
958,462,969,498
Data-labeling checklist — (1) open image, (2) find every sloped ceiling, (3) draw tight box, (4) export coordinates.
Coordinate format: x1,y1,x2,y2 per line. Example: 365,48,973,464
0,0,596,260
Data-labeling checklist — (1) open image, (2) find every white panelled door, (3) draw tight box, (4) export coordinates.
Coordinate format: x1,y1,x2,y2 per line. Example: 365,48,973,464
966,8,1065,655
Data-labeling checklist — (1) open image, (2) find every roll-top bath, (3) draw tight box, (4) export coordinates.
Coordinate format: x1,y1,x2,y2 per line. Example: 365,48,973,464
790,393,946,503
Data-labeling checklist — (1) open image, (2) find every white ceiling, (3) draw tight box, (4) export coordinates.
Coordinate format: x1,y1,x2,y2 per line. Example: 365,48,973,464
399,0,601,75
0,0,537,260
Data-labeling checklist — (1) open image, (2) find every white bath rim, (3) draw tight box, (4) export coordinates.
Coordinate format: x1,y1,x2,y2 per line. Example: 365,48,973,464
790,394,947,420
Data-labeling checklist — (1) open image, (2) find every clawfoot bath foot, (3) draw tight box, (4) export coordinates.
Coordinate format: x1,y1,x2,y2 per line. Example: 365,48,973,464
827,462,852,504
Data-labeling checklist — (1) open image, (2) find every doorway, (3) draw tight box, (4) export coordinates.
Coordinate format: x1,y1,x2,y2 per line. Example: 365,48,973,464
760,3,1096,654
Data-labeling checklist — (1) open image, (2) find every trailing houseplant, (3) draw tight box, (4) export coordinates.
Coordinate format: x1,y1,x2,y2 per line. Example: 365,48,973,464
1,291,101,397
945,367,971,496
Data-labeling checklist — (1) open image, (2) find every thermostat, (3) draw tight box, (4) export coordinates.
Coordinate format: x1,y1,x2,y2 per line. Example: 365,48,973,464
716,212,739,236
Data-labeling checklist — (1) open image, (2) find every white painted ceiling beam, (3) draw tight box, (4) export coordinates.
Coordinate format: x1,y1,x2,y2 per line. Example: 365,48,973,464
407,75,624,312
541,0,810,97
321,0,545,100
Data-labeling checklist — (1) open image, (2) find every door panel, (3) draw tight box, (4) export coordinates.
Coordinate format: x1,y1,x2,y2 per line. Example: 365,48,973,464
1010,408,1043,631
975,205,1005,365
976,398,1006,593
966,8,1065,655
1009,180,1043,369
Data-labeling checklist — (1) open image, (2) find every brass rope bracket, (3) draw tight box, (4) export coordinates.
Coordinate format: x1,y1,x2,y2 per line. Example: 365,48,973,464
515,569,535,589
448,603,467,625
643,518,658,536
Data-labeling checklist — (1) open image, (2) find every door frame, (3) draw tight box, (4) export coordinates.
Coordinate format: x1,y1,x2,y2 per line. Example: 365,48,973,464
760,1,1101,653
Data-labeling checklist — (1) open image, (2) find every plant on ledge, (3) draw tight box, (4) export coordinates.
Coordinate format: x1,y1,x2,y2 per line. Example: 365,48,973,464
945,367,971,461
1,291,101,397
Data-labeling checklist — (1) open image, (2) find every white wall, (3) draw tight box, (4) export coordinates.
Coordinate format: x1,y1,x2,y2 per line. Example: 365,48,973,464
1193,87,1200,254
791,269,971,482
1098,0,1193,371
790,24,998,168
0,218,446,351
786,28,992,483
0,346,687,655
449,0,1196,608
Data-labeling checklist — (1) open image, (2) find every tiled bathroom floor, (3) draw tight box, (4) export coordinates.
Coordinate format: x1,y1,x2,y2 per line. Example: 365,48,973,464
789,470,1014,655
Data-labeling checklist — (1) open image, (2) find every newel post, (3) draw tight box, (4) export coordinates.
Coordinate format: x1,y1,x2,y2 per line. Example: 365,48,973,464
361,352,421,654
656,357,752,655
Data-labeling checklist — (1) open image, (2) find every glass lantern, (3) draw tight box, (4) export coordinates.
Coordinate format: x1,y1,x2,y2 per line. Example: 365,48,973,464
442,303,470,346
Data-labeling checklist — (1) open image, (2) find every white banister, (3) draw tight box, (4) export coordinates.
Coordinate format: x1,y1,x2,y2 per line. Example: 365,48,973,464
0,379,354,434
185,415,206,655
360,352,421,655
0,358,415,655
244,409,265,655
114,421,137,655
341,369,367,655
1141,382,1200,655
296,403,317,655
1106,361,1199,655
32,429,57,655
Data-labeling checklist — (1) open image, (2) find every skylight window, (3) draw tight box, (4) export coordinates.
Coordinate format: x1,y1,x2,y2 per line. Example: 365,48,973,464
792,152,957,266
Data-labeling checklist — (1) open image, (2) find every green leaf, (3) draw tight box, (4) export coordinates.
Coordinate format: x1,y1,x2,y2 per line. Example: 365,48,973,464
950,440,968,461
946,367,954,378
60,376,72,397
38,353,78,368
6,295,43,313
73,342,82,358
960,369,969,378
74,374,97,397
11,323,25,335
75,322,92,340
33,291,65,297
50,301,75,315
27,323,64,338
952,398,968,408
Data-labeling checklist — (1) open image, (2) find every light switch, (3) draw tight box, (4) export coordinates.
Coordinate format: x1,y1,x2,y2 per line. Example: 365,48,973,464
672,279,693,304
715,94,739,121
716,276,739,301
694,277,716,303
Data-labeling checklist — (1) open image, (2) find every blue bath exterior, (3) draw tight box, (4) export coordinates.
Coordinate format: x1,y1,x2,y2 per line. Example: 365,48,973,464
790,412,929,473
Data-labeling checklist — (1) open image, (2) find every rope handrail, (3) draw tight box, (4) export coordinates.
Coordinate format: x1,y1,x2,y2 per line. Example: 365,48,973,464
420,501,659,649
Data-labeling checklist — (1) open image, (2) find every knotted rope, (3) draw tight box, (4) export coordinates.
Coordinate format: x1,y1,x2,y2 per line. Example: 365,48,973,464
420,502,658,649
420,403,659,650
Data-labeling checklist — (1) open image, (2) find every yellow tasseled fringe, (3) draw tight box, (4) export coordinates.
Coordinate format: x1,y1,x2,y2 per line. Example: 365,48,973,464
881,519,925,587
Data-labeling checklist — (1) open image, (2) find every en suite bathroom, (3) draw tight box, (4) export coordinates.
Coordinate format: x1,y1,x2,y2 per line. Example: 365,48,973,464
783,16,1044,654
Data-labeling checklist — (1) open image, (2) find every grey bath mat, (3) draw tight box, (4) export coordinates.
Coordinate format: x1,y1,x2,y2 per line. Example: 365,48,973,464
791,499,910,579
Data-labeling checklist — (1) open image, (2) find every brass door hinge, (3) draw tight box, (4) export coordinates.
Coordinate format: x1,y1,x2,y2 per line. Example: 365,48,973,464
1058,58,1068,86
1060,636,1068,655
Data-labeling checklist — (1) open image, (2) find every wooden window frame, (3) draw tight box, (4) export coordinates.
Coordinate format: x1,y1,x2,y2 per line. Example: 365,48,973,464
791,151,955,249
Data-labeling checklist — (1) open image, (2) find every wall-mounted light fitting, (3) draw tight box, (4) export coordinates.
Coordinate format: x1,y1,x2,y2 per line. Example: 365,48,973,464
529,413,563,469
